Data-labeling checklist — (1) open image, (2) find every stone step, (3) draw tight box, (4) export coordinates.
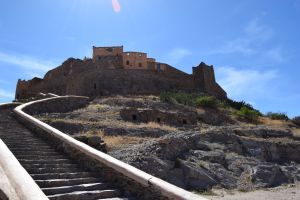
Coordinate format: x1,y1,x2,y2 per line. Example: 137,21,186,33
8,147,54,151
11,149,59,154
36,177,102,188
0,135,42,139
0,110,132,199
25,167,82,174
97,198,129,200
31,172,101,180
42,183,111,195
4,142,49,147
4,144,51,148
15,154,66,160
19,158,72,165
47,189,121,200
23,163,78,169
1,138,44,143
12,151,61,156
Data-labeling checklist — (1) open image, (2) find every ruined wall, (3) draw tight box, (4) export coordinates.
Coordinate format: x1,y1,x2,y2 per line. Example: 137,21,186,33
92,46,123,62
192,62,227,99
15,78,44,100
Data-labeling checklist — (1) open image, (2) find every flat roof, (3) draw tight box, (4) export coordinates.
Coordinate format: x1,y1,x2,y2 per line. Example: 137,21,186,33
93,46,123,49
124,51,147,54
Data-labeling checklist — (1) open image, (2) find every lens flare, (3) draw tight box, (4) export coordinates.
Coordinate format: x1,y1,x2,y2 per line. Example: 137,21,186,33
112,0,121,13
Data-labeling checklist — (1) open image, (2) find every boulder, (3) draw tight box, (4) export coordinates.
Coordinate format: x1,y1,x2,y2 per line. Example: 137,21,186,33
179,160,218,190
252,164,289,187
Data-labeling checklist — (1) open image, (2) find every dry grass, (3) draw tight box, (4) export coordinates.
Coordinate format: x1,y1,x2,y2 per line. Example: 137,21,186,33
260,117,290,127
292,128,300,138
130,121,177,132
86,130,151,151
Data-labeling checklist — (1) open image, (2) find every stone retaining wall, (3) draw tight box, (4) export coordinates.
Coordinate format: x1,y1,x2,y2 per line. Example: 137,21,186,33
23,96,89,115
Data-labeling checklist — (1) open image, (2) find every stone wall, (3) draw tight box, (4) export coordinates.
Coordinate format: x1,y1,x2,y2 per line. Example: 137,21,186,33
23,96,89,115
123,52,148,69
15,56,227,100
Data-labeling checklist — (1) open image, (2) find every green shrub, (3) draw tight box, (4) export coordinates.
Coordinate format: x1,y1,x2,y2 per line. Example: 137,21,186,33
266,112,289,121
225,98,262,115
160,91,200,106
225,98,253,110
159,92,177,104
195,96,218,108
235,106,260,122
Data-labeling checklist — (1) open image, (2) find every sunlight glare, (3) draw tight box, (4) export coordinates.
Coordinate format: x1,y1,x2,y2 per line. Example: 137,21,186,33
112,0,121,13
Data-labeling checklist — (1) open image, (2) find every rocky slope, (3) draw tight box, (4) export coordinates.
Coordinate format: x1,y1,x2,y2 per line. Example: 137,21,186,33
35,96,300,195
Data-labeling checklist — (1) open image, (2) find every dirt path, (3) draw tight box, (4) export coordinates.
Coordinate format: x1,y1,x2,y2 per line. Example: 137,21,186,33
208,184,300,200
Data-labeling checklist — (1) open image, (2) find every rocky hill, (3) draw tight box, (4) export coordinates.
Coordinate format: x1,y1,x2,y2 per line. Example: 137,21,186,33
34,94,300,199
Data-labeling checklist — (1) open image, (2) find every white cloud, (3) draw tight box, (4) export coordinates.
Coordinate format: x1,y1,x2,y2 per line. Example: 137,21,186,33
0,89,14,99
266,46,284,63
207,18,283,63
216,66,277,100
166,48,192,65
0,51,55,72
244,18,273,41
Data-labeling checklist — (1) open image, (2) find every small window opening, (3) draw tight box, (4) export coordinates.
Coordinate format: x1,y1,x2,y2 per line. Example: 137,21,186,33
138,63,142,68
182,119,187,124
94,83,97,90
126,60,130,65
132,115,137,121
156,118,161,123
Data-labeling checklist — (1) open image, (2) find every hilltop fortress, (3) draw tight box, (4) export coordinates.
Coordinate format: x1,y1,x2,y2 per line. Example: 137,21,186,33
15,46,227,100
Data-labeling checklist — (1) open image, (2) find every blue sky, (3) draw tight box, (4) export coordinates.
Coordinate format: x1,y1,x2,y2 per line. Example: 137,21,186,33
0,0,299,117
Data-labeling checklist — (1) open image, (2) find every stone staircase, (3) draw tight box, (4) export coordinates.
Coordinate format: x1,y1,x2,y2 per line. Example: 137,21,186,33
0,108,129,200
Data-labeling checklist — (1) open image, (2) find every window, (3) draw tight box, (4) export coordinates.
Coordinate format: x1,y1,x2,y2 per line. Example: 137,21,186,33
126,60,130,65
132,115,137,121
182,119,187,124
94,83,97,90
156,118,161,123
138,63,142,68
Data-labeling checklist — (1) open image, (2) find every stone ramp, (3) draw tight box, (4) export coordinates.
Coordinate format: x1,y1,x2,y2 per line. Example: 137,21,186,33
0,109,129,200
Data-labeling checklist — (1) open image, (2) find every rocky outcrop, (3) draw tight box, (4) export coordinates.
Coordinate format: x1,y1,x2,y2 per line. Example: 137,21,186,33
111,126,300,191
74,135,107,153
